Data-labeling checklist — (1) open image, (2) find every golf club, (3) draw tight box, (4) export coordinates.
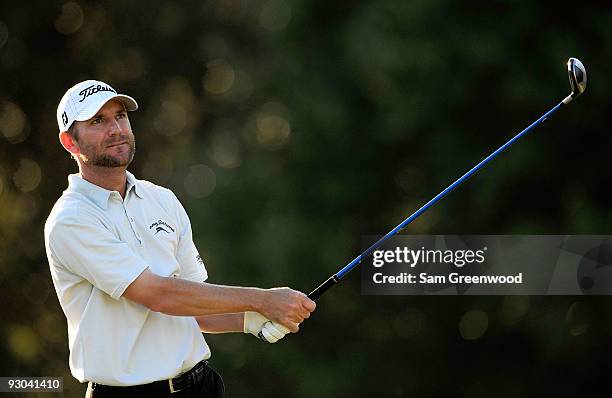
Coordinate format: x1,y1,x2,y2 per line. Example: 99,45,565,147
307,57,587,300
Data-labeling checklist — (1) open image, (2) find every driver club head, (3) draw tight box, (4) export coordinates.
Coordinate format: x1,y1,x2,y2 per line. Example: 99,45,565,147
567,57,587,99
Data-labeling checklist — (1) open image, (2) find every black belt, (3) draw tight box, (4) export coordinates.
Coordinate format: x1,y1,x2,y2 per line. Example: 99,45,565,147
89,360,208,394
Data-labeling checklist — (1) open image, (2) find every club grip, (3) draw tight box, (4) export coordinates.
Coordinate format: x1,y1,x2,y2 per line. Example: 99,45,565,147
308,275,339,301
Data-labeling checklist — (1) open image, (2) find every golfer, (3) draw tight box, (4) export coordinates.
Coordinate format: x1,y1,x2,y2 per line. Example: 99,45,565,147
44,80,316,398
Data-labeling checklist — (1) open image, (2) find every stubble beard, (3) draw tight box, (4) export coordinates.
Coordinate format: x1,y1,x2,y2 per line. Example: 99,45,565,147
80,137,136,168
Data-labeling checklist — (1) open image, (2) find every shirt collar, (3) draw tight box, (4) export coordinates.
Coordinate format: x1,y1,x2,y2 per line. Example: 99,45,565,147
126,171,144,199
66,171,143,209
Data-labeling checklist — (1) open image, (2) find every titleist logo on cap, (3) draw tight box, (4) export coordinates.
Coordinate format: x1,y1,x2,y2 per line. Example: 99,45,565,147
57,79,138,132
78,84,117,102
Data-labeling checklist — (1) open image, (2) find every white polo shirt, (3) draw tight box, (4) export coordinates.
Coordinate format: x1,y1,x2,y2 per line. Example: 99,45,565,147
44,171,210,386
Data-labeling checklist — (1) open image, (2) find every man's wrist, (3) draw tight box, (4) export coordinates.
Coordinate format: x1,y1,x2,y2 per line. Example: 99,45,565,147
245,287,267,314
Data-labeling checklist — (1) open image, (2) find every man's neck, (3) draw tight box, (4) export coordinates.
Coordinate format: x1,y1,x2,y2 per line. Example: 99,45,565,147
79,166,128,198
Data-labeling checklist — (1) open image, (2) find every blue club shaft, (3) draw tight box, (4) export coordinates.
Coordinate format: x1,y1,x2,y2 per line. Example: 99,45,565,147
308,100,566,300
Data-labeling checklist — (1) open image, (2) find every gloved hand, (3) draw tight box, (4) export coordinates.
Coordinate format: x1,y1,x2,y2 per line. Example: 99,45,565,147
244,311,290,343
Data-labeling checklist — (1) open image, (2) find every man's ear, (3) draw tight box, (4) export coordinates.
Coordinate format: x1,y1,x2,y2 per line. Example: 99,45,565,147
59,131,80,156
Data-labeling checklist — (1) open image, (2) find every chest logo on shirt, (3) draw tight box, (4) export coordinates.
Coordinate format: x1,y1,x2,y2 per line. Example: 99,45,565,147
149,219,175,235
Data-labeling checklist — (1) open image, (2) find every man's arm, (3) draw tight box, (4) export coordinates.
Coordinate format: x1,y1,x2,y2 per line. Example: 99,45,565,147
195,313,290,344
123,268,315,332
195,313,244,333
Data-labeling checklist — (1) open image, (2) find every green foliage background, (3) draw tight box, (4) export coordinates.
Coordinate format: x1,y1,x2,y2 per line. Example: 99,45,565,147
0,1,610,397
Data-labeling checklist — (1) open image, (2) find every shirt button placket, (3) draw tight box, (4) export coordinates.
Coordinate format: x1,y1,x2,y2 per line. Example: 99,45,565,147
123,205,142,246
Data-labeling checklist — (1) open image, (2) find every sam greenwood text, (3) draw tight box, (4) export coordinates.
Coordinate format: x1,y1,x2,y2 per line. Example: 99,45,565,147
372,272,523,284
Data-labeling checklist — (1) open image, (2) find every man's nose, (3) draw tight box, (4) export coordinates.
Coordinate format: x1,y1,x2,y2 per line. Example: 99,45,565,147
109,119,122,135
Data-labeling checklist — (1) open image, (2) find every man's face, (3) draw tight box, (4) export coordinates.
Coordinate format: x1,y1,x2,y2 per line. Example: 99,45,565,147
72,100,136,168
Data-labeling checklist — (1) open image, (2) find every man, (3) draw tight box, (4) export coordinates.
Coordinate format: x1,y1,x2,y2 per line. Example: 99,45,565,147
44,80,316,398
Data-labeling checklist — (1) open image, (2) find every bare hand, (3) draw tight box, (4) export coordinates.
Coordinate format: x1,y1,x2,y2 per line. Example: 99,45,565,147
258,287,316,332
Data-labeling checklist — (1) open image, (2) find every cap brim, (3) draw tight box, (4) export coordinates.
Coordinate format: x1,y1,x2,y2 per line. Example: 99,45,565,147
74,94,139,122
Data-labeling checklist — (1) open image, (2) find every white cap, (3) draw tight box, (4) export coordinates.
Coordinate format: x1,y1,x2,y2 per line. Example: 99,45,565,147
56,80,138,133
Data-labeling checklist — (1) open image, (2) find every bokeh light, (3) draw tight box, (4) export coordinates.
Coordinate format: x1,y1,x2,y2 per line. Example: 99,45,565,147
500,296,530,325
142,151,174,184
255,113,290,150
6,195,40,231
54,2,84,35
458,309,489,340
13,158,42,193
259,0,292,31
184,164,216,198
7,325,41,362
226,68,254,103
204,59,236,95
253,102,291,150
154,101,187,136
208,123,242,169
210,0,249,22
97,48,148,83
0,101,29,144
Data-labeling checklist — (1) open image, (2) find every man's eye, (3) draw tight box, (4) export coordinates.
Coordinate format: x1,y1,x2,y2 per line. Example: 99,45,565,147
117,113,127,119
91,118,102,125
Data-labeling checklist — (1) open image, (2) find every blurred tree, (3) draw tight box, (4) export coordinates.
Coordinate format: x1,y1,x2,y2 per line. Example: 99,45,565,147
0,1,611,397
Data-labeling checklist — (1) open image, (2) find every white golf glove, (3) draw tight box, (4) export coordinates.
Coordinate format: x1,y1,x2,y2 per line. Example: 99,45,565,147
244,311,290,343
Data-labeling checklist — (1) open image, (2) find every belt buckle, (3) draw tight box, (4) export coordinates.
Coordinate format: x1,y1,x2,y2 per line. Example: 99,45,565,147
169,378,182,394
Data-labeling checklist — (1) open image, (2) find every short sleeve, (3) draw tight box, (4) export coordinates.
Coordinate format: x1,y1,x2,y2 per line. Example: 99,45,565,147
46,213,149,299
171,193,208,283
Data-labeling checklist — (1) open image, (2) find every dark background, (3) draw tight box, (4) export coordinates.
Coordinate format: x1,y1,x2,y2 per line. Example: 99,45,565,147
0,1,610,397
